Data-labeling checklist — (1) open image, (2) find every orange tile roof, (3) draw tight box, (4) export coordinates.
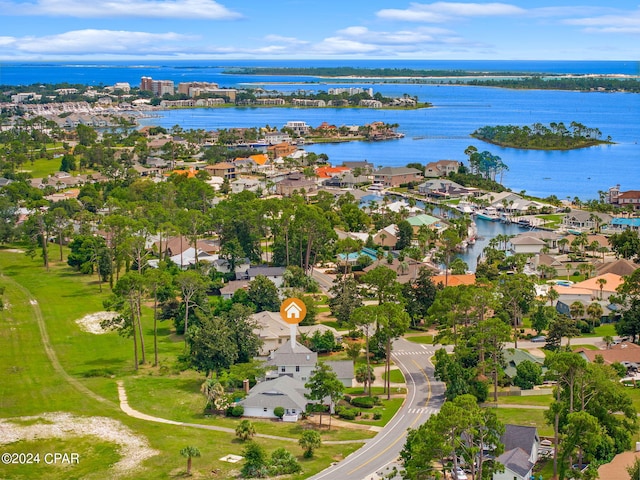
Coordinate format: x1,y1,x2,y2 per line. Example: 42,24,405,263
573,273,623,293
166,167,197,178
431,274,476,287
578,342,640,364
249,154,269,165
315,166,350,179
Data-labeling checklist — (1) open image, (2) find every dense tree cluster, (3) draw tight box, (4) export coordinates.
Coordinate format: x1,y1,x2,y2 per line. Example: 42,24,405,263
472,122,611,150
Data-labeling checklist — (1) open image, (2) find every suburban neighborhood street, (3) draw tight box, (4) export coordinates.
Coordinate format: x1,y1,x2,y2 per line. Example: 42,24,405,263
309,338,446,480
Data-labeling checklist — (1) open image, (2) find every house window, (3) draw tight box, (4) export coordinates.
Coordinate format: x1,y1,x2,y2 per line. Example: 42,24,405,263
302,377,306,381
264,407,267,412
295,366,300,372
292,409,296,414
281,366,286,373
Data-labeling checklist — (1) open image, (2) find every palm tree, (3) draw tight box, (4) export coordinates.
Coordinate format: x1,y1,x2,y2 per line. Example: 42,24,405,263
569,301,585,322
547,287,560,307
586,302,603,332
603,335,614,349
596,278,608,300
180,446,201,475
236,419,256,441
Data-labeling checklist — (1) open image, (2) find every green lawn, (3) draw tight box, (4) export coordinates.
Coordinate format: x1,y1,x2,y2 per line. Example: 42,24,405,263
491,407,553,437
353,398,405,427
0,249,364,479
497,394,553,407
580,323,617,338
382,368,406,384
345,386,407,396
406,335,434,345
571,344,599,351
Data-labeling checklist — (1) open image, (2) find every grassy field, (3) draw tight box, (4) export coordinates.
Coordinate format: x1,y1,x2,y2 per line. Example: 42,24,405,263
497,394,553,407
491,407,553,437
0,249,365,479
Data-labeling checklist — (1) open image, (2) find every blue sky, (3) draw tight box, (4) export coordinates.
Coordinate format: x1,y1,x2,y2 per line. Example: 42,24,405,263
0,0,638,61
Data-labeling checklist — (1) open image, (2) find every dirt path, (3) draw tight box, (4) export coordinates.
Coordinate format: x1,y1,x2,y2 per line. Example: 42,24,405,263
4,272,367,447
117,381,366,445
4,274,117,408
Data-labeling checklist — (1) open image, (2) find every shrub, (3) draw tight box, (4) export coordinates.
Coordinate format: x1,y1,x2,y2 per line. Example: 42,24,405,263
241,441,268,478
229,405,244,417
373,411,382,420
268,448,301,475
351,396,375,409
336,406,358,420
273,406,285,419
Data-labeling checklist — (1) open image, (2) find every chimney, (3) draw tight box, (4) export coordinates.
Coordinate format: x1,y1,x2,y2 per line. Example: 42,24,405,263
243,379,250,394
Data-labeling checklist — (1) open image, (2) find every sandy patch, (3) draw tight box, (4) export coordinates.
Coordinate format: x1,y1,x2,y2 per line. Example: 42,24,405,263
76,311,120,334
0,412,158,476
2,248,25,253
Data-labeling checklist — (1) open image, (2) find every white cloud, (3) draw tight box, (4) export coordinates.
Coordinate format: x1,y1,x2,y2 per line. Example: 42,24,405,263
378,2,525,22
2,0,241,19
564,9,640,34
8,29,194,54
263,35,310,46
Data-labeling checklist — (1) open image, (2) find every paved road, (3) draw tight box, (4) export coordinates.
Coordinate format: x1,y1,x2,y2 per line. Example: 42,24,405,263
310,267,336,295
309,338,446,480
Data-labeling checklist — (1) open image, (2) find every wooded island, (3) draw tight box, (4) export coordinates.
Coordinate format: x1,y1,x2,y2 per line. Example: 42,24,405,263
471,122,613,150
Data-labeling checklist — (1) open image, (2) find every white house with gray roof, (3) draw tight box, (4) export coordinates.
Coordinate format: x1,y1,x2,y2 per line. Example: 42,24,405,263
493,425,540,480
238,375,309,420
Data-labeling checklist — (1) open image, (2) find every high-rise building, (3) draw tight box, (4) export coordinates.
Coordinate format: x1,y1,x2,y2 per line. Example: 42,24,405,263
152,80,175,97
140,76,153,91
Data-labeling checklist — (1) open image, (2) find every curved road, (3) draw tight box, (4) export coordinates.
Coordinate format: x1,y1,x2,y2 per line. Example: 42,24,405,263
309,338,446,480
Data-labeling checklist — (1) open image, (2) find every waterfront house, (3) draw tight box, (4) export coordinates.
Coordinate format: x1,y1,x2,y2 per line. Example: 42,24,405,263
561,210,612,231
342,160,374,174
609,217,640,232
373,167,422,187
417,179,473,198
423,160,461,178
613,190,640,211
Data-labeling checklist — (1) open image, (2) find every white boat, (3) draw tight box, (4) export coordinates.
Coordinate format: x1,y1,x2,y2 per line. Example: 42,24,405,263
475,207,500,222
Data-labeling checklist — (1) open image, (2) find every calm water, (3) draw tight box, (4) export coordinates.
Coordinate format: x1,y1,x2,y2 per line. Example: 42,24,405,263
2,60,639,200
139,86,640,200
1,60,639,86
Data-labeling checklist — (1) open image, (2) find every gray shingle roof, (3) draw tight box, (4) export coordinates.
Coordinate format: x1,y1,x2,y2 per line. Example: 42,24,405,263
265,340,317,367
325,360,354,381
496,448,534,478
239,375,309,410
501,424,539,457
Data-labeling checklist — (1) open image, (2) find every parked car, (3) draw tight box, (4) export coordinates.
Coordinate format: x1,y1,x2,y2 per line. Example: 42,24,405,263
451,466,468,480
531,335,547,343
